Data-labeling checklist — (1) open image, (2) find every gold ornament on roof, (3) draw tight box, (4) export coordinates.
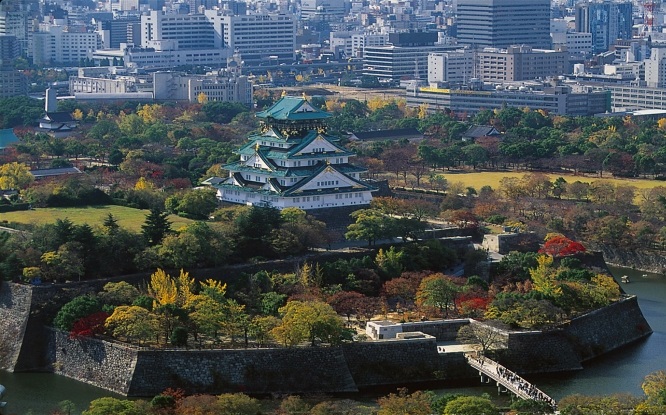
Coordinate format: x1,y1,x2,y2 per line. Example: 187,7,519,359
255,142,260,152
281,90,287,98
302,92,308,100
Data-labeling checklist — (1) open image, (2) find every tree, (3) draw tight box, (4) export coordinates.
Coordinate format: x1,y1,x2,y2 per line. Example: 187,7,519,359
375,247,404,279
141,208,172,246
327,291,367,321
0,162,34,190
104,305,159,345
539,235,587,257
416,273,462,317
216,393,261,415
271,300,346,347
345,209,394,246
277,395,312,415
98,281,140,306
166,188,219,220
54,295,103,330
456,323,505,357
69,311,109,338
377,388,432,415
82,397,144,415
529,255,561,298
443,396,499,415
148,268,179,307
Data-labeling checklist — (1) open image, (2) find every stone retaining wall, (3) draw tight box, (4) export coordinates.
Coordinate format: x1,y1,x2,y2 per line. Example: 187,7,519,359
49,330,138,394
0,282,32,370
562,295,652,362
0,284,654,397
129,347,358,396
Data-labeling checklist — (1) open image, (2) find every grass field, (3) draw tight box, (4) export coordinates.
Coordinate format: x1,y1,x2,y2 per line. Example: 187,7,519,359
0,205,194,232
435,171,666,192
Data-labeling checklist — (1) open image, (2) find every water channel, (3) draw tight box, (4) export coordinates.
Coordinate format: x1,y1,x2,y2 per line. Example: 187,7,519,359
1,266,665,414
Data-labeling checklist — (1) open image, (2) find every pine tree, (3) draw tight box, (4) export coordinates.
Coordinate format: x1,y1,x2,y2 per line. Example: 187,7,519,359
141,208,172,246
102,213,119,233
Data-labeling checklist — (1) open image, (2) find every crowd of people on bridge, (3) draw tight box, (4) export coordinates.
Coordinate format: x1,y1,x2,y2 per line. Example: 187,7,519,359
495,365,557,409
466,353,557,410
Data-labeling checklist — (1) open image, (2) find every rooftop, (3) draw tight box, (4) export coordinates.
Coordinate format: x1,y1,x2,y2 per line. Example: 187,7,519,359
256,96,332,121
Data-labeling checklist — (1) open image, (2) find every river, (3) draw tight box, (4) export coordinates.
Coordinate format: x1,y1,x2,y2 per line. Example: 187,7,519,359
1,266,665,414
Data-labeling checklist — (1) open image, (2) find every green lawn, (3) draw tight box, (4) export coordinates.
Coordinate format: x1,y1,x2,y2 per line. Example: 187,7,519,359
437,171,666,192
0,205,194,232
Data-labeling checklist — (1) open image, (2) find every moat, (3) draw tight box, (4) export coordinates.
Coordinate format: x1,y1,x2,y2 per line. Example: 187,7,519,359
1,266,664,414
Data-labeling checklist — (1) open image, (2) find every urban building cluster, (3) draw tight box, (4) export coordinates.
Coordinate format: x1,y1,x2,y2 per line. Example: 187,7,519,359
2,0,666,112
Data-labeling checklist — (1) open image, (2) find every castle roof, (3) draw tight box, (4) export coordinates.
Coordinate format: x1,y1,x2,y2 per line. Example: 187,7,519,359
256,96,332,121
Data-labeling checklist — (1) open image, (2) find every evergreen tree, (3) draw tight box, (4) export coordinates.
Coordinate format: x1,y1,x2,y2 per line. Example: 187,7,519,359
141,208,172,246
103,213,120,233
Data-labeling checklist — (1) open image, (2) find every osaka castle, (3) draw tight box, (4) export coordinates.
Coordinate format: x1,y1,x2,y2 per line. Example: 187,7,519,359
213,95,376,210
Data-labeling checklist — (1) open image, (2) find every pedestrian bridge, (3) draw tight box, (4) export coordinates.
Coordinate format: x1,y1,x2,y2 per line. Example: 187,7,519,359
465,353,557,411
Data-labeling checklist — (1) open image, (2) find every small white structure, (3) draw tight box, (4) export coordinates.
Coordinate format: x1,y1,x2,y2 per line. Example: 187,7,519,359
366,321,404,340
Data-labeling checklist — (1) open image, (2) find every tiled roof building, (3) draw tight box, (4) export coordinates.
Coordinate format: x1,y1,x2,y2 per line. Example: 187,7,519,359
212,96,376,210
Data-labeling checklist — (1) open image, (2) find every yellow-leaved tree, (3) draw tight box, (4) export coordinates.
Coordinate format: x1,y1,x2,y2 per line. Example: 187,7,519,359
529,255,561,297
134,176,154,190
177,269,195,306
104,305,159,345
0,162,34,190
148,268,178,307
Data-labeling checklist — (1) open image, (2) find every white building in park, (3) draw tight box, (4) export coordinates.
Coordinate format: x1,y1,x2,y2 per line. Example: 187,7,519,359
212,96,376,210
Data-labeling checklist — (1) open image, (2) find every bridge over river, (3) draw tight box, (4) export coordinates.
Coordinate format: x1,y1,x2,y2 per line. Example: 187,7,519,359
465,353,557,411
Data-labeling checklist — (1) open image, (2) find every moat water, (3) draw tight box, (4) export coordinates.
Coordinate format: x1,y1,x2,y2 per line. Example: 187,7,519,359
1,266,665,414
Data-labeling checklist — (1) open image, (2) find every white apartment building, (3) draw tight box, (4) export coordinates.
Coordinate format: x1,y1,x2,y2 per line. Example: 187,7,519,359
645,47,666,88
427,49,475,84
141,11,222,50
330,31,388,58
93,45,230,69
476,45,567,83
32,26,100,65
605,85,666,111
301,0,345,21
566,32,593,55
153,71,252,104
206,11,296,65
351,33,388,58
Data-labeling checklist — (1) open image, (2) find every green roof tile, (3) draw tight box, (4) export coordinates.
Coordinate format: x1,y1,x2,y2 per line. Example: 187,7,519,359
256,96,332,121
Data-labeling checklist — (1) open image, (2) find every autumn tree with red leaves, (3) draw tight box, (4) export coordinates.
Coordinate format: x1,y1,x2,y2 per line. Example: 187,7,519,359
69,311,109,338
327,291,380,322
539,234,587,257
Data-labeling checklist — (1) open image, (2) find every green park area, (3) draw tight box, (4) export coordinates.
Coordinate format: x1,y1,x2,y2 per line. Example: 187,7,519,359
442,171,666,192
0,205,194,232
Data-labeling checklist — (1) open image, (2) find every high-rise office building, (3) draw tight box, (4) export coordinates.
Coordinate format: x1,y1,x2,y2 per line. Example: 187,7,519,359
456,0,551,49
575,1,632,54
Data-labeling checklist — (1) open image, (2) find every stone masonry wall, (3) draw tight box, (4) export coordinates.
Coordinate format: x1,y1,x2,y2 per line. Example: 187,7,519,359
128,347,358,396
500,330,583,374
341,337,442,387
499,295,652,374
562,295,652,362
0,281,32,371
49,330,139,395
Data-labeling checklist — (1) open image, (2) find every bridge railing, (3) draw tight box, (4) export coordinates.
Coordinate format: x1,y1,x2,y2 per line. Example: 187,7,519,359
465,353,557,411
